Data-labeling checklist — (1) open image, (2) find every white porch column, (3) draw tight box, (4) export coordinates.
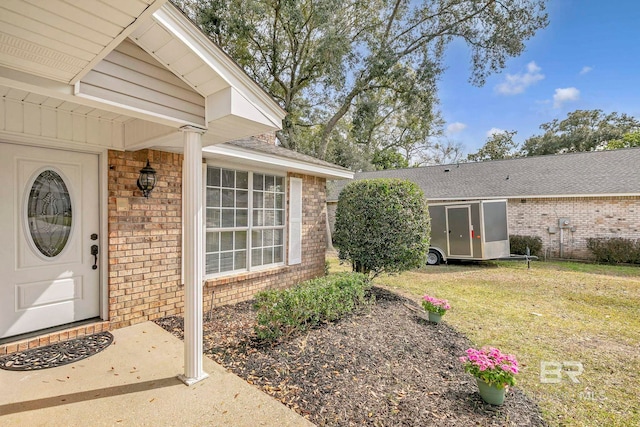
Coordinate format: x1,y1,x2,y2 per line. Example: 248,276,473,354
178,125,209,386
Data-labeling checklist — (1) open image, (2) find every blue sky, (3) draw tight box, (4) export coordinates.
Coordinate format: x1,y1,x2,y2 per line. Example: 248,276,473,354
437,1,640,154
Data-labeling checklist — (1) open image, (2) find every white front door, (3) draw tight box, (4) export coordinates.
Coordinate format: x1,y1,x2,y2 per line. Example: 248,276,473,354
0,143,101,339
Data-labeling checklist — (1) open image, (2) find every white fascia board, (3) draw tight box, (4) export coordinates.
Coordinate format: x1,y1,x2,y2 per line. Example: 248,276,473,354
425,193,640,201
203,144,353,180
153,4,286,123
512,193,640,199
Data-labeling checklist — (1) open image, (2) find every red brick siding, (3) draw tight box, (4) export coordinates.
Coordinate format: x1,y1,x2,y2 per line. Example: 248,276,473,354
107,149,184,329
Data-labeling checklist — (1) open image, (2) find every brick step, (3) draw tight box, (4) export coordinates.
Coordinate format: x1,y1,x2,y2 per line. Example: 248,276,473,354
0,321,111,356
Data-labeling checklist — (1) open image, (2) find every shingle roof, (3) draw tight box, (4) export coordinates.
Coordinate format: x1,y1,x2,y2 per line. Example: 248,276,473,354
223,138,350,171
327,147,640,202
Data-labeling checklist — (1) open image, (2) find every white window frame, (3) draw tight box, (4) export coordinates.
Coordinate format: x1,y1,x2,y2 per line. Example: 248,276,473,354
203,164,287,278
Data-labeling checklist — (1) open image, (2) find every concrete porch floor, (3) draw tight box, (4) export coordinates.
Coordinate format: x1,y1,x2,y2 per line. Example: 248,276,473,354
0,322,314,426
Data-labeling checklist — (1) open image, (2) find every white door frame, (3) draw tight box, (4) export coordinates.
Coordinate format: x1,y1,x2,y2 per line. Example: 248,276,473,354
0,132,110,323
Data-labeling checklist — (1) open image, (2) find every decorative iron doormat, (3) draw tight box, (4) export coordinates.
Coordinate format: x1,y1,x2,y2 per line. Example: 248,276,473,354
0,331,113,371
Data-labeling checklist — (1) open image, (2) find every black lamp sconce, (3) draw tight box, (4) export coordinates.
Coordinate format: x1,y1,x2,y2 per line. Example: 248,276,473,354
137,160,157,198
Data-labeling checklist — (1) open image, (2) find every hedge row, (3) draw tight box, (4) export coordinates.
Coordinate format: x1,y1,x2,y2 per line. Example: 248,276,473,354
253,273,373,342
586,237,640,264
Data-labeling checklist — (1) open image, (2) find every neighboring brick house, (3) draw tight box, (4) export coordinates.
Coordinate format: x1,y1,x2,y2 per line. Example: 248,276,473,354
0,0,352,384
327,148,640,260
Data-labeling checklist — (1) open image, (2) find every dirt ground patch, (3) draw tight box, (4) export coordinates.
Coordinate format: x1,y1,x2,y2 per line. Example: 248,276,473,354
155,287,546,426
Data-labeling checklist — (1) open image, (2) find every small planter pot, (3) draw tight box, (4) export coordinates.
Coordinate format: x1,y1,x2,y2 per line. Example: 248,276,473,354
428,311,442,324
476,379,507,406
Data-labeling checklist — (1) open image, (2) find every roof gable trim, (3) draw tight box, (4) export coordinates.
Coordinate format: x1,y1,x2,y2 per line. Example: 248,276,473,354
203,144,353,179
152,4,286,125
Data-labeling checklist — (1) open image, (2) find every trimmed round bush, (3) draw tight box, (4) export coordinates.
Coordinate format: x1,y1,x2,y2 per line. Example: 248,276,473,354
333,178,430,276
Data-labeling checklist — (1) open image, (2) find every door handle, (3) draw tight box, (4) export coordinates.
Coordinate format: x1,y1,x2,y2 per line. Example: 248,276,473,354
91,244,99,270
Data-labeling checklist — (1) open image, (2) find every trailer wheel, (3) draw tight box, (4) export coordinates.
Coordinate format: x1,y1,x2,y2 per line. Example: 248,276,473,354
427,249,442,266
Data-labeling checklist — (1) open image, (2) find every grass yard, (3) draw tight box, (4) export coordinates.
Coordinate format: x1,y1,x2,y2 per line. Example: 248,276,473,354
328,255,640,427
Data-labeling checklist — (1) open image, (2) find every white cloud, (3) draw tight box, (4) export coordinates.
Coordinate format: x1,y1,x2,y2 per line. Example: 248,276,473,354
553,87,580,108
486,127,506,137
579,66,593,75
495,61,545,95
446,122,467,134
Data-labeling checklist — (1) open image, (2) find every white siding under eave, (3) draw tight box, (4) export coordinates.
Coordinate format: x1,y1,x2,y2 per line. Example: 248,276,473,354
0,97,124,148
78,39,205,127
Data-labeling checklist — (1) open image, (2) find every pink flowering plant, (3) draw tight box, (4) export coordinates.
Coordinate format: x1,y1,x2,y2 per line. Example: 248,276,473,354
421,295,451,315
460,347,519,389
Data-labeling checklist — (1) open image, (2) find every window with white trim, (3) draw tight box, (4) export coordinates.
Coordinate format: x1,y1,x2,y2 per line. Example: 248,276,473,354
205,166,285,275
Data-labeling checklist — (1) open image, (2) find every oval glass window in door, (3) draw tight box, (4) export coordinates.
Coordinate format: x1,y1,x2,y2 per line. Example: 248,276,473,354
27,170,73,257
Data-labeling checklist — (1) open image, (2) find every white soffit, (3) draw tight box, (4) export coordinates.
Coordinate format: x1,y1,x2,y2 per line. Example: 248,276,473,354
0,0,167,84
0,84,130,122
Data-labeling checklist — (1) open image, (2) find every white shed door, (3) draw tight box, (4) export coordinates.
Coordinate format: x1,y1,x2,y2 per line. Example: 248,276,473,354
0,143,100,339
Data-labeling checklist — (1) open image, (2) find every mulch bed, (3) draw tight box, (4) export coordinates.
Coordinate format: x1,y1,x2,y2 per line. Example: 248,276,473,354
155,287,546,426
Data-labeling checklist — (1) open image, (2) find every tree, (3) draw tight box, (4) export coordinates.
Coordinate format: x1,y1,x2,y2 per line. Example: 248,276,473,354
407,138,465,165
467,130,518,161
333,179,430,277
371,149,409,170
607,132,640,150
521,110,640,156
347,76,443,169
182,0,548,162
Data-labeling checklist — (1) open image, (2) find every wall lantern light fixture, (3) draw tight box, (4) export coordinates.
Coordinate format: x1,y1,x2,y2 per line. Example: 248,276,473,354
137,160,157,198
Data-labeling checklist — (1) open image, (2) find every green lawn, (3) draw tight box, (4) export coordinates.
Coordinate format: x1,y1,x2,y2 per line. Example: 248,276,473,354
327,255,640,427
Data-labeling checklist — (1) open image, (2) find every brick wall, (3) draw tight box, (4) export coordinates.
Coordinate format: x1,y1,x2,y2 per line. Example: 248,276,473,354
109,151,326,328
508,196,640,259
108,149,184,329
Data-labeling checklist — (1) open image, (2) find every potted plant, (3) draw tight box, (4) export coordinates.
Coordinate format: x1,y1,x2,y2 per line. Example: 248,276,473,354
459,347,519,405
421,295,451,324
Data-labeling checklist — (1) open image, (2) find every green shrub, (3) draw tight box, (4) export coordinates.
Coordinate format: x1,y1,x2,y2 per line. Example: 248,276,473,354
333,179,430,277
253,273,372,342
509,235,543,257
586,237,640,264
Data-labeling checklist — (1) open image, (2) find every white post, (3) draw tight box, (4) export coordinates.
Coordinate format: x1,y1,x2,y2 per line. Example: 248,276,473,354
178,125,208,386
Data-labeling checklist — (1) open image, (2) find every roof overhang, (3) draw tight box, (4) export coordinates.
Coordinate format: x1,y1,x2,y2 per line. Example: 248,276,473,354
203,144,354,180
0,0,285,151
